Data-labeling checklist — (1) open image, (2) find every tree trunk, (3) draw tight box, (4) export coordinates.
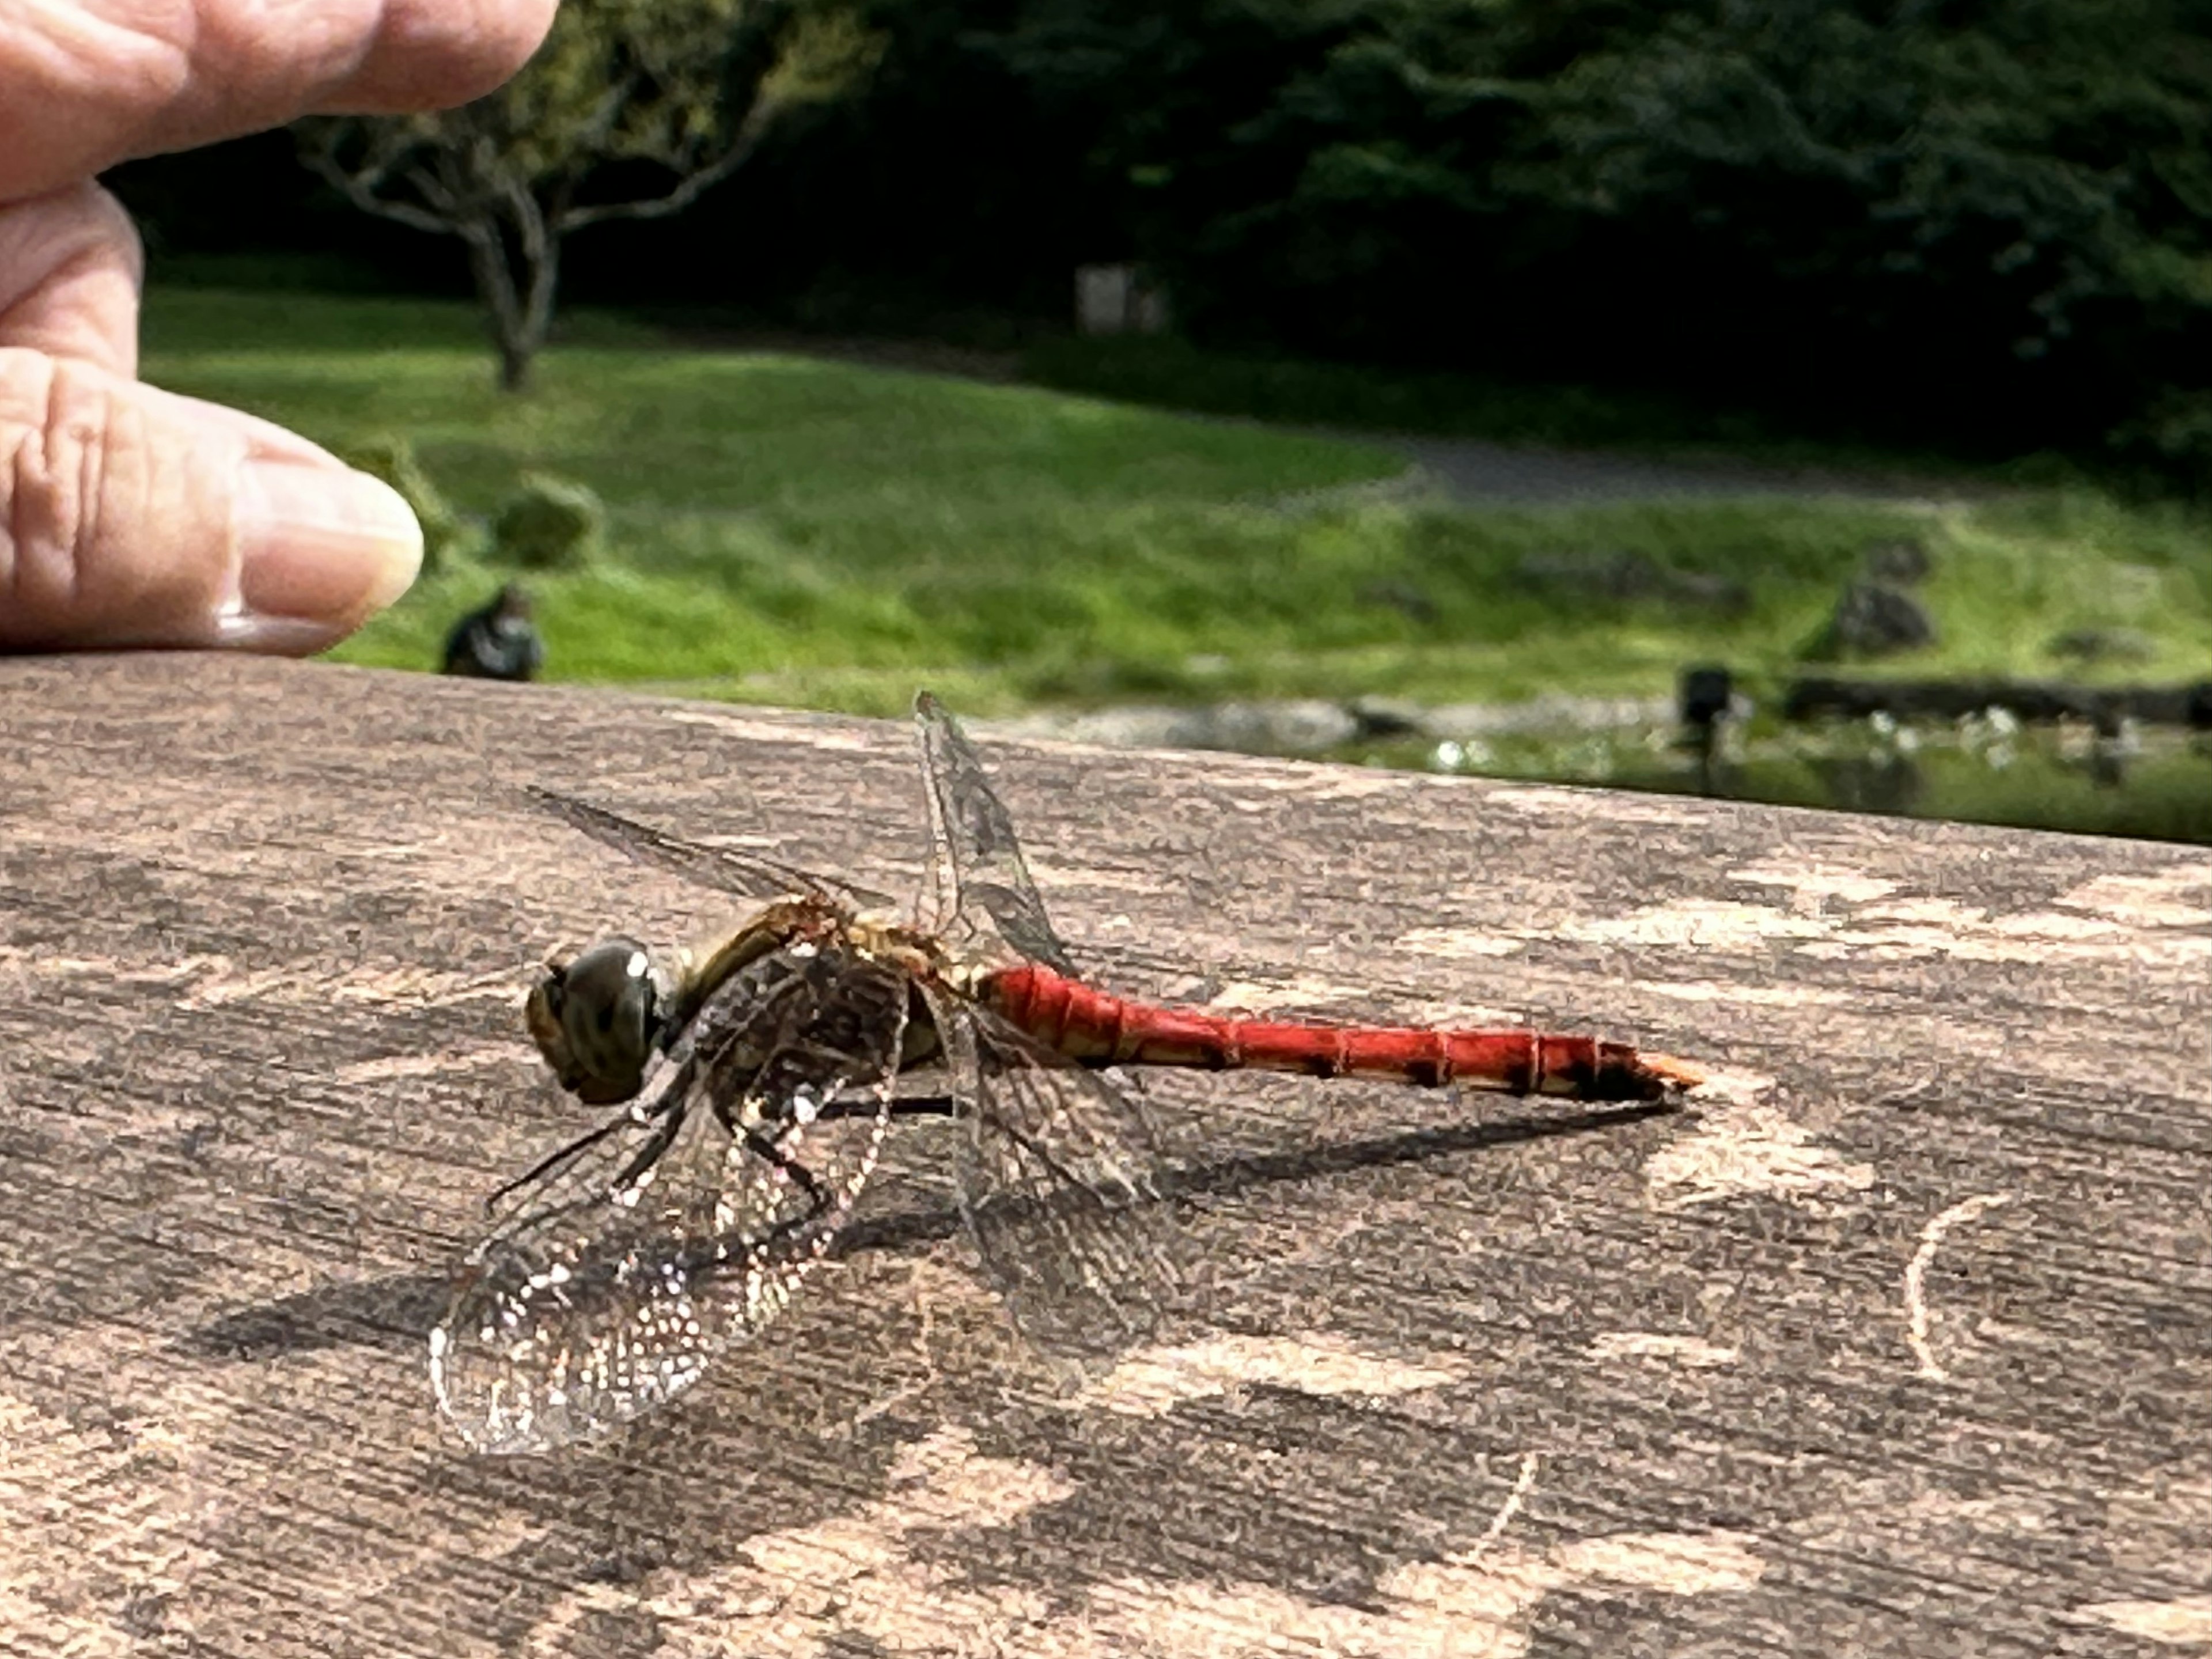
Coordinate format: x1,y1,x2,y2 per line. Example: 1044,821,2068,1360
461,224,531,392
514,190,566,394
459,187,560,393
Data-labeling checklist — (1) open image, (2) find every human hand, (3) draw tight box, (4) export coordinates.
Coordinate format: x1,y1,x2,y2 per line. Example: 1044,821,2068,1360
0,1,556,652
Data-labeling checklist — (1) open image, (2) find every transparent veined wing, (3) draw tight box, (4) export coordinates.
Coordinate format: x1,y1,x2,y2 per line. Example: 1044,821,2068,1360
926,984,1183,1359
912,692,1077,974
525,786,895,911
431,944,910,1453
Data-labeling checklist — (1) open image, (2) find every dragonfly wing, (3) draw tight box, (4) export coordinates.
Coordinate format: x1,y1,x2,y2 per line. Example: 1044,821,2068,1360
927,986,1183,1360
430,1078,751,1455
913,692,1077,974
525,786,896,911
701,945,908,1298
431,945,908,1455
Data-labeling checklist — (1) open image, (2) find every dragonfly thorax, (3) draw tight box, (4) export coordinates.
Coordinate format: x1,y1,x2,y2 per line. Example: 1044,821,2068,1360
524,934,673,1105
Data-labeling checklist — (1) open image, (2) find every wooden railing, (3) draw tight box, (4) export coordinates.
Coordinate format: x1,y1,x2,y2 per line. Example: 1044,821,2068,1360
0,651,2205,1655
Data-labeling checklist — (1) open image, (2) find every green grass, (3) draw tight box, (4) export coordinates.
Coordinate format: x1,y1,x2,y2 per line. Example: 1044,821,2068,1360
1022,335,1728,447
1019,335,2021,483
142,289,2212,728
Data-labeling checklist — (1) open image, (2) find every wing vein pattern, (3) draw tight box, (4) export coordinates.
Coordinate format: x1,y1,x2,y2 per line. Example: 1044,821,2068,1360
432,943,910,1453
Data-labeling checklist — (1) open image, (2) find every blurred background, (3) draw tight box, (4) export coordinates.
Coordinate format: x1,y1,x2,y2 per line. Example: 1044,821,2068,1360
112,0,2212,842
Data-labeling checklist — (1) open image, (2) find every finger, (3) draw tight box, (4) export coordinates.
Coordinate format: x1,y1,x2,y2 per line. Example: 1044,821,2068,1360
153,389,359,469
0,353,422,653
0,0,559,202
0,183,142,376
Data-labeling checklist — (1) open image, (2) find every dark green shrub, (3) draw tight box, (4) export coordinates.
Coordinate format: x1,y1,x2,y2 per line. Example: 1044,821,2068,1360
494,472,605,570
343,433,477,571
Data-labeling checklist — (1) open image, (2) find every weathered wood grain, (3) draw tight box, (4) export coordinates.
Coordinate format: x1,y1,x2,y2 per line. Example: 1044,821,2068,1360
0,652,2205,1658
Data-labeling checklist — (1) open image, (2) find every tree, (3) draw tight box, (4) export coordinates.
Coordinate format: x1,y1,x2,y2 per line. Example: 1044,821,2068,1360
977,0,2212,459
298,0,881,389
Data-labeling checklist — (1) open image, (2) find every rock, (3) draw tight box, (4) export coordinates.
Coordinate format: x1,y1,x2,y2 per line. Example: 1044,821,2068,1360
1862,538,1932,585
2047,627,2156,665
1423,694,1673,739
1164,701,1360,755
991,701,1361,756
1348,696,1429,740
997,692,1696,758
995,707,1190,749
1813,582,1937,658
1517,549,1665,601
1516,550,1748,614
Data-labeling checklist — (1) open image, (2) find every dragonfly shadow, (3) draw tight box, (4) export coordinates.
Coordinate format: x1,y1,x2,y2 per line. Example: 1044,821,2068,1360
175,1270,454,1361
173,1098,1681,1362
831,1096,1683,1256
1167,1095,1681,1200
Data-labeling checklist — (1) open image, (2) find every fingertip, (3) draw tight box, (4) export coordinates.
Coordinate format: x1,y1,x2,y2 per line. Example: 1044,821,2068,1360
230,459,423,645
0,355,424,654
339,0,563,112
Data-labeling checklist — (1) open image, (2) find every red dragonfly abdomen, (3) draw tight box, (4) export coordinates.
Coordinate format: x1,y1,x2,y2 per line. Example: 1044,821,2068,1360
980,963,1702,1103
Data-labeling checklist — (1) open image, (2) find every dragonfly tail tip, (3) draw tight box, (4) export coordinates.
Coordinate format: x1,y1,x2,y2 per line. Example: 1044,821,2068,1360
1643,1053,1706,1091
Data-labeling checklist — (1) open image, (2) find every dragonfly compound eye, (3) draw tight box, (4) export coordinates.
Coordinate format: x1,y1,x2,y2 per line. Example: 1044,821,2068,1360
532,936,662,1104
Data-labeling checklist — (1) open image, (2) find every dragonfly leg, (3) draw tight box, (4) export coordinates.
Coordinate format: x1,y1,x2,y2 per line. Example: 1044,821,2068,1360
816,1094,957,1122
606,1101,692,1193
484,1063,695,1212
745,1123,827,1211
722,1114,881,1259
705,1093,839,1228
486,1124,618,1213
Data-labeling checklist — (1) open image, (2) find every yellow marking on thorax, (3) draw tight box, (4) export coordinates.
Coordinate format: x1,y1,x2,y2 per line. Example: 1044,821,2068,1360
675,903,961,1007
846,915,953,983
670,897,838,1018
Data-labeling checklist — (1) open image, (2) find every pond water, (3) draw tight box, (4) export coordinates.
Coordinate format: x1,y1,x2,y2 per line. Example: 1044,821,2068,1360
1361,714,2212,847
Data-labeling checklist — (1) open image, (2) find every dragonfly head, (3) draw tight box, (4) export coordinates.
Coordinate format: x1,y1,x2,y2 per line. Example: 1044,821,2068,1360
525,935,668,1105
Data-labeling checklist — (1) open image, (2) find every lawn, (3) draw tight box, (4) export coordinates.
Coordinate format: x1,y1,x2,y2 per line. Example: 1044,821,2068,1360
143,289,2212,726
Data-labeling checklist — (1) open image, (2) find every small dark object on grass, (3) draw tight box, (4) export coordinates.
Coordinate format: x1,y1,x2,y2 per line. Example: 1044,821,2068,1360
1678,665,1734,734
1677,664,1736,797
2048,627,2155,665
442,584,545,682
1812,582,1936,660
1862,538,1931,586
2187,683,2212,732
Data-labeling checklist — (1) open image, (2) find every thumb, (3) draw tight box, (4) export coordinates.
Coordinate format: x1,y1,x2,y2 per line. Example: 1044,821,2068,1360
0,351,422,652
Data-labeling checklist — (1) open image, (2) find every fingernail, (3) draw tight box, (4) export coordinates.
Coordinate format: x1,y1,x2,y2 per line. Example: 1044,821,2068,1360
231,459,423,635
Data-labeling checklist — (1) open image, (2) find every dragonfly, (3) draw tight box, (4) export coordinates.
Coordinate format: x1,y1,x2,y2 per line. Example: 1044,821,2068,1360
430,692,1703,1454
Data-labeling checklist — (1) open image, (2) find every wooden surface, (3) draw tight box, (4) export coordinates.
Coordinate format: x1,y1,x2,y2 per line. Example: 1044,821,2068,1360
1,652,2207,1658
